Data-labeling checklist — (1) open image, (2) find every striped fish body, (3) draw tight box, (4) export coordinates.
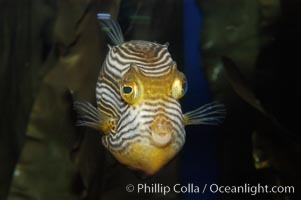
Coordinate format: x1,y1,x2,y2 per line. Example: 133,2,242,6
75,13,225,176
97,40,186,175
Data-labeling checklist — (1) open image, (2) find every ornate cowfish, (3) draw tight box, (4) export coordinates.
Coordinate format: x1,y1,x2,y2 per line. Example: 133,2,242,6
74,13,225,176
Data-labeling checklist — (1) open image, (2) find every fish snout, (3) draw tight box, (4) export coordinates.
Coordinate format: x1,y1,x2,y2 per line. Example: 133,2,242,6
150,117,174,147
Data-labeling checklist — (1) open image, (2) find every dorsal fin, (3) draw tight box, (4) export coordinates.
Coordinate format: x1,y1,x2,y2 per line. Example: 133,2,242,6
97,13,124,45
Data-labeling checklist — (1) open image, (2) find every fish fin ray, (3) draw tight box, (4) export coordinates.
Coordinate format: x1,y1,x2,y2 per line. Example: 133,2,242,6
183,102,226,126
97,13,124,45
74,101,113,132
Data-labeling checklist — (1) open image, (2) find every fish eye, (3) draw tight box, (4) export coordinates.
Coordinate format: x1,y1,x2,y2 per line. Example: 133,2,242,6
171,72,187,99
120,78,142,105
182,81,188,94
121,82,140,105
120,67,143,105
123,86,133,94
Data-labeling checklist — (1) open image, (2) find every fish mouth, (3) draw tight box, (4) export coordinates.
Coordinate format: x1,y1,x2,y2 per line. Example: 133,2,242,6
151,132,173,147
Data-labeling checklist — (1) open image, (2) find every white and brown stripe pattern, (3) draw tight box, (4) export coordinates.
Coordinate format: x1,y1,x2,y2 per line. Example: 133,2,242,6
96,40,185,153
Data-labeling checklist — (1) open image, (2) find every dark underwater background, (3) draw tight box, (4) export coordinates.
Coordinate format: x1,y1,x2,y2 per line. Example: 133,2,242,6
0,0,300,199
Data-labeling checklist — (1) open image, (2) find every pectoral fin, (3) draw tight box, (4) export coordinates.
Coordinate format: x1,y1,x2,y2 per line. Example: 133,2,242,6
74,101,116,134
183,102,226,126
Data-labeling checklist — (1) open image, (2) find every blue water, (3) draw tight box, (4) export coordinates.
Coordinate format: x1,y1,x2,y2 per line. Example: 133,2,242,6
181,0,218,199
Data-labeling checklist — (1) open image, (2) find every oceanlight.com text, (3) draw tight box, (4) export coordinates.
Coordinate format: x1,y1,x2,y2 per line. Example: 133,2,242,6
125,183,295,196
